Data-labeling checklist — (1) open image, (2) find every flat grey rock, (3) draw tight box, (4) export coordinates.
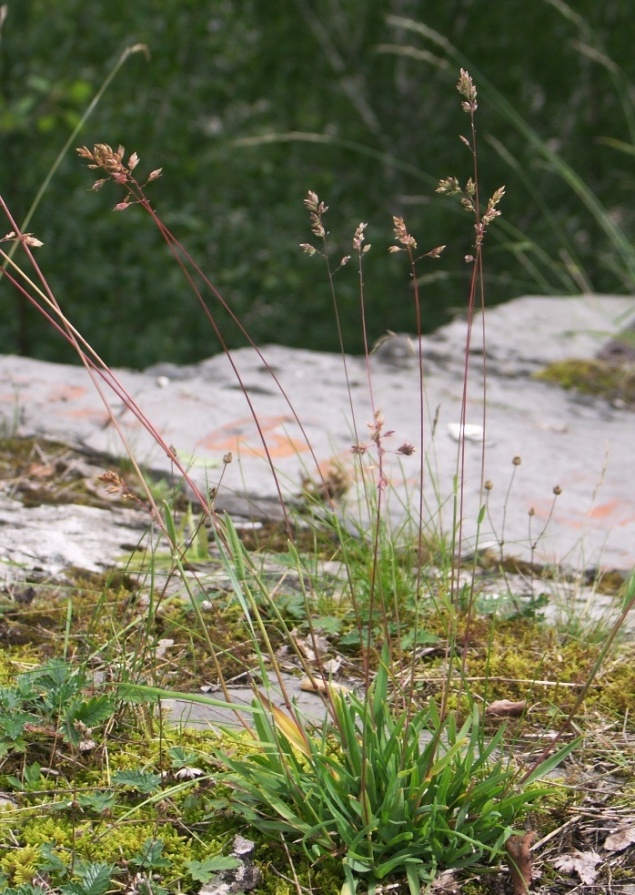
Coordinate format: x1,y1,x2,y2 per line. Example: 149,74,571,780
1,294,634,573
0,494,148,583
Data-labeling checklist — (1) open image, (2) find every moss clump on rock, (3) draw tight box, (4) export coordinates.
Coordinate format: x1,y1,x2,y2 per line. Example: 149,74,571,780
534,358,635,406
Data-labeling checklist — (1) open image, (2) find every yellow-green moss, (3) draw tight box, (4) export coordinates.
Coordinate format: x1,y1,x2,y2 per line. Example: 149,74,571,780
534,358,635,406
78,822,194,870
13,817,230,889
526,782,577,833
0,561,261,685
21,816,75,849
595,658,635,714
1,845,41,884
413,613,635,728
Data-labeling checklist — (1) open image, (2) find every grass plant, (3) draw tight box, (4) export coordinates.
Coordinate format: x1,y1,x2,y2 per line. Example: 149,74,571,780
0,64,634,895
217,647,571,895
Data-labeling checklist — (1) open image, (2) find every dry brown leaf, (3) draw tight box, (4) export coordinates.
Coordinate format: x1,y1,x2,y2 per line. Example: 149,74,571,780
485,699,526,717
553,850,602,885
299,677,350,695
290,630,330,661
431,869,460,893
506,831,535,895
322,657,342,675
604,824,635,853
26,462,56,479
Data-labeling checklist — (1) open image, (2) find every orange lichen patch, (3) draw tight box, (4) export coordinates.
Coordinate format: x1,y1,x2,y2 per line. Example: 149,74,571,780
46,384,88,402
197,415,310,458
522,496,631,535
531,498,635,531
62,408,111,424
586,499,630,521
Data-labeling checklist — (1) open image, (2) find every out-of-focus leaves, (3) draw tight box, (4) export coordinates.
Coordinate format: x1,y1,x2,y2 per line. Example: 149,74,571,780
2,1,635,367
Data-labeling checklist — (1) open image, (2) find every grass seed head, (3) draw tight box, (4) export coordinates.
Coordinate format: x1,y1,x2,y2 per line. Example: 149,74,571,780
391,215,417,250
457,68,478,113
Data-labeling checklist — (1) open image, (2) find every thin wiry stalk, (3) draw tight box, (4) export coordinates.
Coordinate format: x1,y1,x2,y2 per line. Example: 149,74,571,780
78,151,345,537
300,194,370,649
431,71,505,718
0,205,212,537
121,191,309,534
353,225,393,675
386,222,432,715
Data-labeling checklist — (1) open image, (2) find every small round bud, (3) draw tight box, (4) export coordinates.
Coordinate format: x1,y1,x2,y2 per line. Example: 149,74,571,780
512,456,521,466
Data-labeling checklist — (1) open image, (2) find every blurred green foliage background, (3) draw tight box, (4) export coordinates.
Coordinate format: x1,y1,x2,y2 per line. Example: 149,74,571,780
1,1,634,368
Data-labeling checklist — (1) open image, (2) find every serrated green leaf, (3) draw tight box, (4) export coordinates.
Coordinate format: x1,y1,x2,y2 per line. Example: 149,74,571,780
69,696,115,728
185,856,240,883
112,769,162,793
130,839,170,869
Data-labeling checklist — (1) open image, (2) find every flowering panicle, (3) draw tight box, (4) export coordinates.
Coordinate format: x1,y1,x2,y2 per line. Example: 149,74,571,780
76,144,162,210
300,190,332,257
351,409,416,482
1,231,43,248
435,72,505,250
389,216,417,253
389,216,444,260
98,470,138,503
396,442,415,456
303,190,328,237
483,186,506,227
352,221,370,254
457,68,478,114
435,177,461,198
426,244,446,259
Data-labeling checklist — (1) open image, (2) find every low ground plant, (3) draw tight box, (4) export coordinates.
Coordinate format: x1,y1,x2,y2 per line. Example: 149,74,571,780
0,65,634,895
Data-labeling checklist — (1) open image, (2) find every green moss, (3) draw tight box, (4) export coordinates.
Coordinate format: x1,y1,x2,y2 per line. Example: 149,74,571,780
21,817,75,849
534,358,635,406
1,845,41,884
527,782,576,832
80,823,194,871
14,817,230,889
418,614,609,720
0,720,246,891
0,561,259,685
470,624,594,703
595,658,635,714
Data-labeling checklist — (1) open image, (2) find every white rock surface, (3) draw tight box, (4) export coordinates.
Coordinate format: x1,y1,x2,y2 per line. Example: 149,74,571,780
1,294,634,573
